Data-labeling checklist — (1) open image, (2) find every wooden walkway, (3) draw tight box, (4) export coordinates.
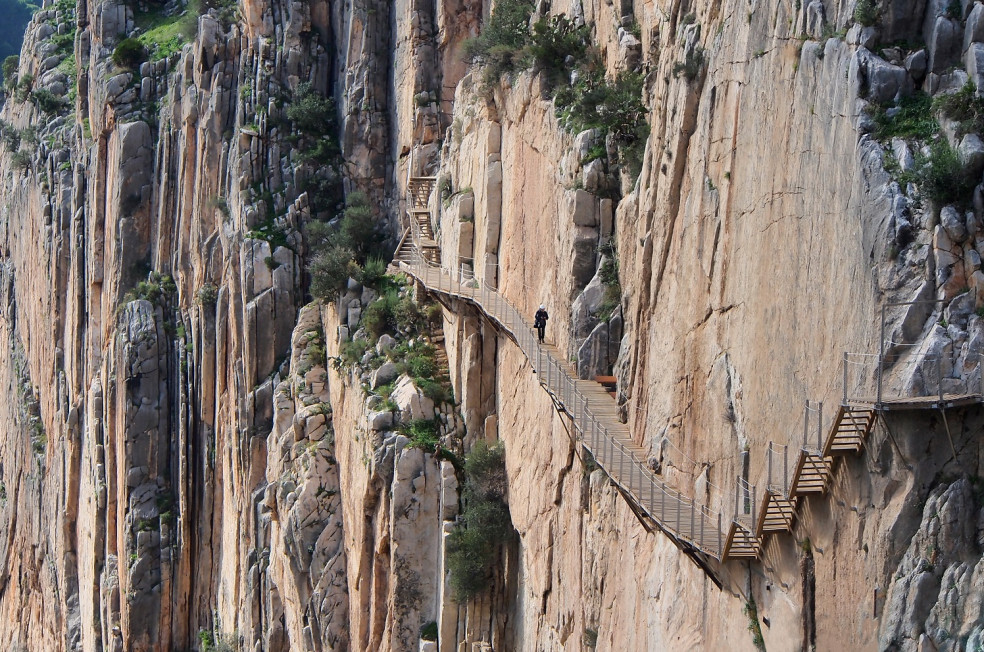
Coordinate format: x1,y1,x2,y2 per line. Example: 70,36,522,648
397,258,726,560
396,177,984,566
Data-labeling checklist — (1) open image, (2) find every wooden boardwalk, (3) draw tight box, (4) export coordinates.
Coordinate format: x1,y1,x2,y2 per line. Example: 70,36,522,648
397,177,984,567
397,258,726,560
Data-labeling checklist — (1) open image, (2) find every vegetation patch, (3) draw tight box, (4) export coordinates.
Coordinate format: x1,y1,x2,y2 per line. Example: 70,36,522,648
872,92,939,141
112,38,146,69
464,0,648,180
308,191,387,299
123,271,177,305
933,82,984,137
446,441,514,601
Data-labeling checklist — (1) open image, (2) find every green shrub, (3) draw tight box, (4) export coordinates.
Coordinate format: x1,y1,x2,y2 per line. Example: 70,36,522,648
401,419,439,449
196,282,219,306
112,38,146,68
287,82,336,135
672,46,705,81
933,82,984,137
358,256,388,289
415,377,453,404
309,243,356,299
463,440,508,501
340,338,370,365
854,0,879,26
913,138,976,205
2,55,17,88
125,271,177,304
447,441,513,601
555,69,648,177
10,149,30,170
420,621,438,642
361,289,401,339
31,88,65,114
463,0,535,84
528,14,590,85
872,92,939,141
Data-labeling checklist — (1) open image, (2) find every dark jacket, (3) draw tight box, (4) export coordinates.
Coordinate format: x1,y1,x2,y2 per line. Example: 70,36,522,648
534,308,548,328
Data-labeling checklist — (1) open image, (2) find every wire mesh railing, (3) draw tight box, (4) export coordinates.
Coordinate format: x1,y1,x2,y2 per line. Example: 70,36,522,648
399,247,726,559
843,350,984,406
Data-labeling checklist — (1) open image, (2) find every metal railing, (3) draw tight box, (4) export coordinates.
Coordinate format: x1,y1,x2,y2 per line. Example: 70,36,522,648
399,248,726,559
842,350,984,407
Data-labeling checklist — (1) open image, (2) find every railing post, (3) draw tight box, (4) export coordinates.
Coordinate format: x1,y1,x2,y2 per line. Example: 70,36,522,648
718,512,723,557
843,352,848,405
690,500,695,540
649,477,654,516
783,444,788,494
803,400,809,449
817,402,823,452
734,478,739,520
877,352,884,408
938,354,944,403
617,438,624,480
661,483,666,519
767,443,773,488
700,505,705,548
751,484,757,532
676,492,681,535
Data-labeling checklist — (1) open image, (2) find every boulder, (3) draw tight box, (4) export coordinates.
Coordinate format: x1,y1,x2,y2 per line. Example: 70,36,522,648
966,42,984,93
376,334,396,354
571,272,607,337
805,0,825,38
904,49,928,81
926,16,962,74
853,49,911,104
391,375,435,421
577,321,611,380
567,188,598,227
961,133,984,178
964,2,984,52
367,410,393,431
371,361,398,388
941,205,969,242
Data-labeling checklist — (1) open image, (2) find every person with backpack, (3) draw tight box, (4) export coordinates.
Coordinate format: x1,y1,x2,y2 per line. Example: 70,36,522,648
534,304,548,343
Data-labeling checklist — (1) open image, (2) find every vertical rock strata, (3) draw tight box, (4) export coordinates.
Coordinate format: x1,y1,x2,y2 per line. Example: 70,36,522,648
0,0,983,650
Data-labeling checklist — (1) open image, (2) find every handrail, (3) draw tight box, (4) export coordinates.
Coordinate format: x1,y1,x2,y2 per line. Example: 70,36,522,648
400,247,725,559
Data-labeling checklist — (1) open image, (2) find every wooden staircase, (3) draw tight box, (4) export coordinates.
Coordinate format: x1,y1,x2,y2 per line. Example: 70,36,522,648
790,450,833,496
822,406,876,457
725,403,879,559
758,488,797,536
723,517,762,559
408,176,436,209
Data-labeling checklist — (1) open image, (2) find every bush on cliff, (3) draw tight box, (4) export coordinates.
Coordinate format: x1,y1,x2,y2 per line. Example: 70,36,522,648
112,38,146,69
447,441,513,601
307,191,387,299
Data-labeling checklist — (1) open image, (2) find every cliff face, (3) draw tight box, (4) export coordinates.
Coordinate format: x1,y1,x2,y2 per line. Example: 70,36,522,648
1,0,984,650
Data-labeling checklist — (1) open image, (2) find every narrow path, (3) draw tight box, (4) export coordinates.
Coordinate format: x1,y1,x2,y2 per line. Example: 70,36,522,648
397,257,726,560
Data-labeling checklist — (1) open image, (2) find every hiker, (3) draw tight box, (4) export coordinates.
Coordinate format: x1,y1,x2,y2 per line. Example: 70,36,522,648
534,304,548,343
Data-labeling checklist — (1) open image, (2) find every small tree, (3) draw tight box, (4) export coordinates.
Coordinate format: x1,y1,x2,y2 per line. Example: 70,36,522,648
112,38,146,68
2,55,18,88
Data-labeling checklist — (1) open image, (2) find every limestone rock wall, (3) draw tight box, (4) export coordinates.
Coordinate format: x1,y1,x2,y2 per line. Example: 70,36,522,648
3,0,984,648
